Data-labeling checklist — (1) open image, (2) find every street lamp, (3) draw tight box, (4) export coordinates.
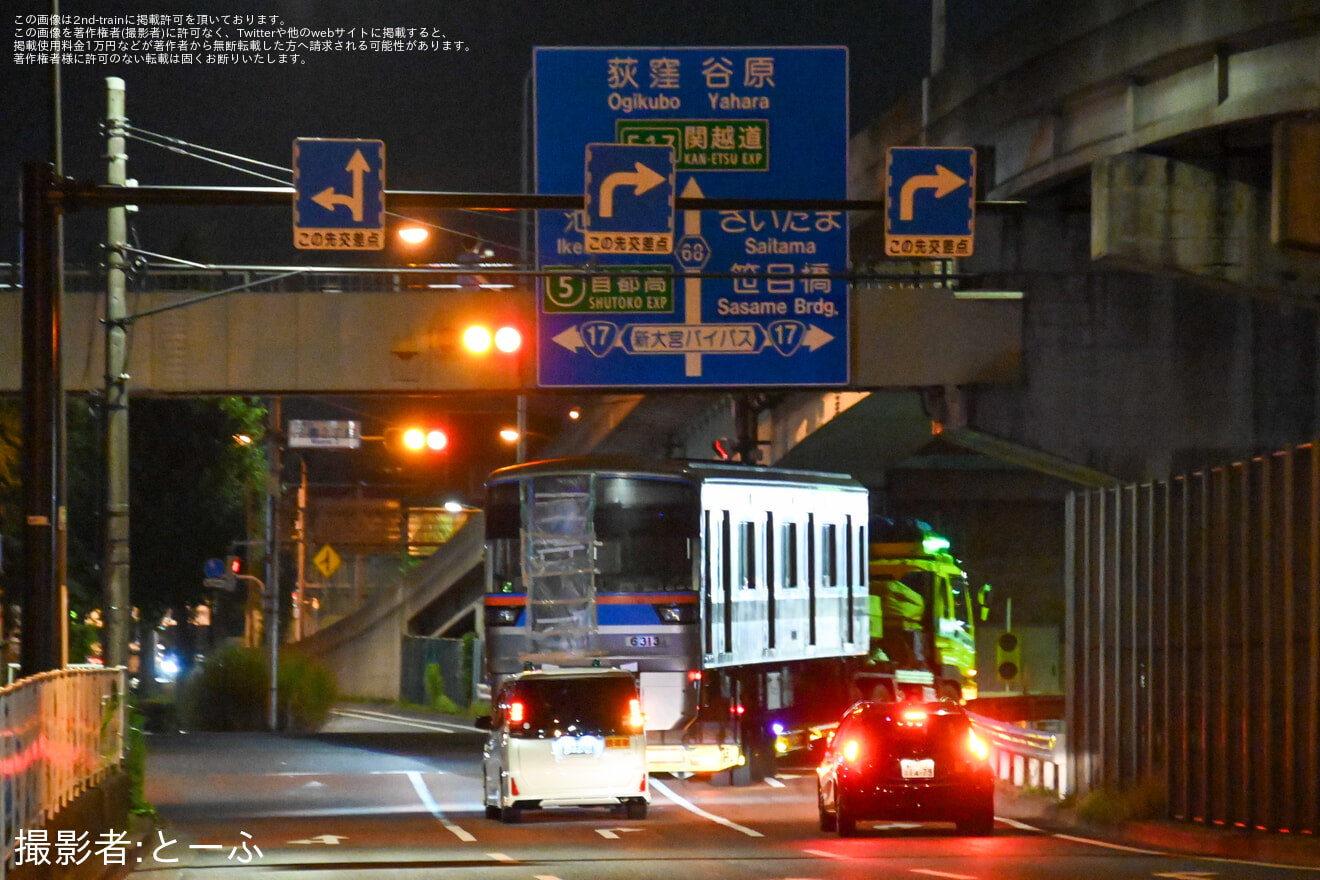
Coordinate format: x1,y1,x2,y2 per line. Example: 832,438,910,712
397,225,430,245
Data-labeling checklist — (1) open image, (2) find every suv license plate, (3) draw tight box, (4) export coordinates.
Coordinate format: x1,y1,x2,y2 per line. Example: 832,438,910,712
900,758,935,779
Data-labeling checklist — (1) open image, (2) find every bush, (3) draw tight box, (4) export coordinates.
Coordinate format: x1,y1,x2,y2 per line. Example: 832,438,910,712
1074,776,1168,824
424,662,462,714
278,652,338,733
180,644,268,731
124,706,160,820
180,644,338,733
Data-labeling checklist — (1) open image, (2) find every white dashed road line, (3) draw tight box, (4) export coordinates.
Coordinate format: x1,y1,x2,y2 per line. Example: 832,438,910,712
406,770,476,842
648,779,764,837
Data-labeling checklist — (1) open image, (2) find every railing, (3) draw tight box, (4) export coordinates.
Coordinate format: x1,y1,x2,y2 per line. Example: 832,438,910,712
969,711,1068,797
0,667,127,877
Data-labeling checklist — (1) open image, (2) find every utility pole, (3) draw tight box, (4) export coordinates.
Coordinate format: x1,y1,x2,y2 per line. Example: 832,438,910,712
265,397,282,731
20,164,63,675
103,76,131,669
295,456,306,641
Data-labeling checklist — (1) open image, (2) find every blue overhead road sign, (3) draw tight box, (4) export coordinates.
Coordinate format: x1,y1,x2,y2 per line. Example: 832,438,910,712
584,142,675,254
884,146,976,258
293,138,386,250
535,46,849,389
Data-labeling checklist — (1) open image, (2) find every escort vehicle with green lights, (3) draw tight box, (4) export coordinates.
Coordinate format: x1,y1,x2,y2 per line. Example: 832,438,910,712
864,517,989,702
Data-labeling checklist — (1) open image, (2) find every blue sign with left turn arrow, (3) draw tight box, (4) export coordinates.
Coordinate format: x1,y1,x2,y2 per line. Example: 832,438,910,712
293,138,386,250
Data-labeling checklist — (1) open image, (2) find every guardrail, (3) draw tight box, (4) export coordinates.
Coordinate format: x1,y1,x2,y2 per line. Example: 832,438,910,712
0,666,127,878
969,711,1068,797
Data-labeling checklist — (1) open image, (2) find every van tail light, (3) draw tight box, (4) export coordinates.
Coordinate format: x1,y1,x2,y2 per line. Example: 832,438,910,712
509,701,525,724
968,729,989,761
639,775,647,792
628,698,645,729
511,778,520,796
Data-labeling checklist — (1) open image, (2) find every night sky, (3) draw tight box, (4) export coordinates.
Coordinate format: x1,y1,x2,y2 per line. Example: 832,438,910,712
5,0,1035,266
3,0,1034,494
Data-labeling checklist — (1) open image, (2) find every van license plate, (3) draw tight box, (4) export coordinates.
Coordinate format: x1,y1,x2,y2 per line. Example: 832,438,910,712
558,736,601,756
900,758,935,779
605,736,630,749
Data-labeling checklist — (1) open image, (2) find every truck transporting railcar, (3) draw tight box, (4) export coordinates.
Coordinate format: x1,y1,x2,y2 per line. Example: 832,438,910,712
482,456,870,779
481,458,989,779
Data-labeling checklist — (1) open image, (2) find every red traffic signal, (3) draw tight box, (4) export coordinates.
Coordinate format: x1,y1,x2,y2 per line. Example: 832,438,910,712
462,323,522,354
385,425,449,455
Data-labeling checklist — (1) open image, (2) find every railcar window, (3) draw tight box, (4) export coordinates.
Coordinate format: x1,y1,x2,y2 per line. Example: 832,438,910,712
594,476,699,593
486,482,521,539
487,482,523,592
781,522,800,588
821,523,838,586
738,521,758,588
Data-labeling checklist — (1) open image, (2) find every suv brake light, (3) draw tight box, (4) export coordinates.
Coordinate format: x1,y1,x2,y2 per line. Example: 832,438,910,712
508,701,525,724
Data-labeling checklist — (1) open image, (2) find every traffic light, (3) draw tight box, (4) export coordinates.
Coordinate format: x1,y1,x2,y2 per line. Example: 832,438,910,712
462,323,522,354
996,631,1021,684
225,555,241,591
385,425,449,455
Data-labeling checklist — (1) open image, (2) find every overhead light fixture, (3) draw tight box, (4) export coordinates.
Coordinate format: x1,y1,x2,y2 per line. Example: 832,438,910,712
953,290,1023,300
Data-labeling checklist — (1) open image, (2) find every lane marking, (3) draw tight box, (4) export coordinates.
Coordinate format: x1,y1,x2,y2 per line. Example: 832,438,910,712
765,777,786,788
804,848,849,859
911,870,978,880
649,779,763,838
1003,818,1320,872
488,852,517,862
407,771,476,842
596,828,644,839
998,818,1164,854
332,708,480,733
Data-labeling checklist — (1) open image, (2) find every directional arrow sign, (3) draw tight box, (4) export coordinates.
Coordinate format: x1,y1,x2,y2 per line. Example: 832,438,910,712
551,321,834,357
536,46,849,388
311,149,371,221
584,142,675,254
885,146,976,258
599,162,666,217
293,138,386,251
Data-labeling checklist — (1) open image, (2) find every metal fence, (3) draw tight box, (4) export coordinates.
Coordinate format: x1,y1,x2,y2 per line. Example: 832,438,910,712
0,667,127,875
1066,443,1320,833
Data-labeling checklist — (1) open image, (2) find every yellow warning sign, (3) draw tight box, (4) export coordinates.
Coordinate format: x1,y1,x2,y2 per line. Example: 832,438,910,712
312,544,341,579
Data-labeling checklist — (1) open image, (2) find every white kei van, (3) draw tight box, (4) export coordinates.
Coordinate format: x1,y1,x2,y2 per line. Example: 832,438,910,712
478,667,650,823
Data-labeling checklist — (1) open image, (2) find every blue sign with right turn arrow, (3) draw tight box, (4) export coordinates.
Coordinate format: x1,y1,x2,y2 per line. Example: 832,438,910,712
884,146,976,258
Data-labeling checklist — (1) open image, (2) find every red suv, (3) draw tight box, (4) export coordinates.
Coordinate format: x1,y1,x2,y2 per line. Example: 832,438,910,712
816,700,995,836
